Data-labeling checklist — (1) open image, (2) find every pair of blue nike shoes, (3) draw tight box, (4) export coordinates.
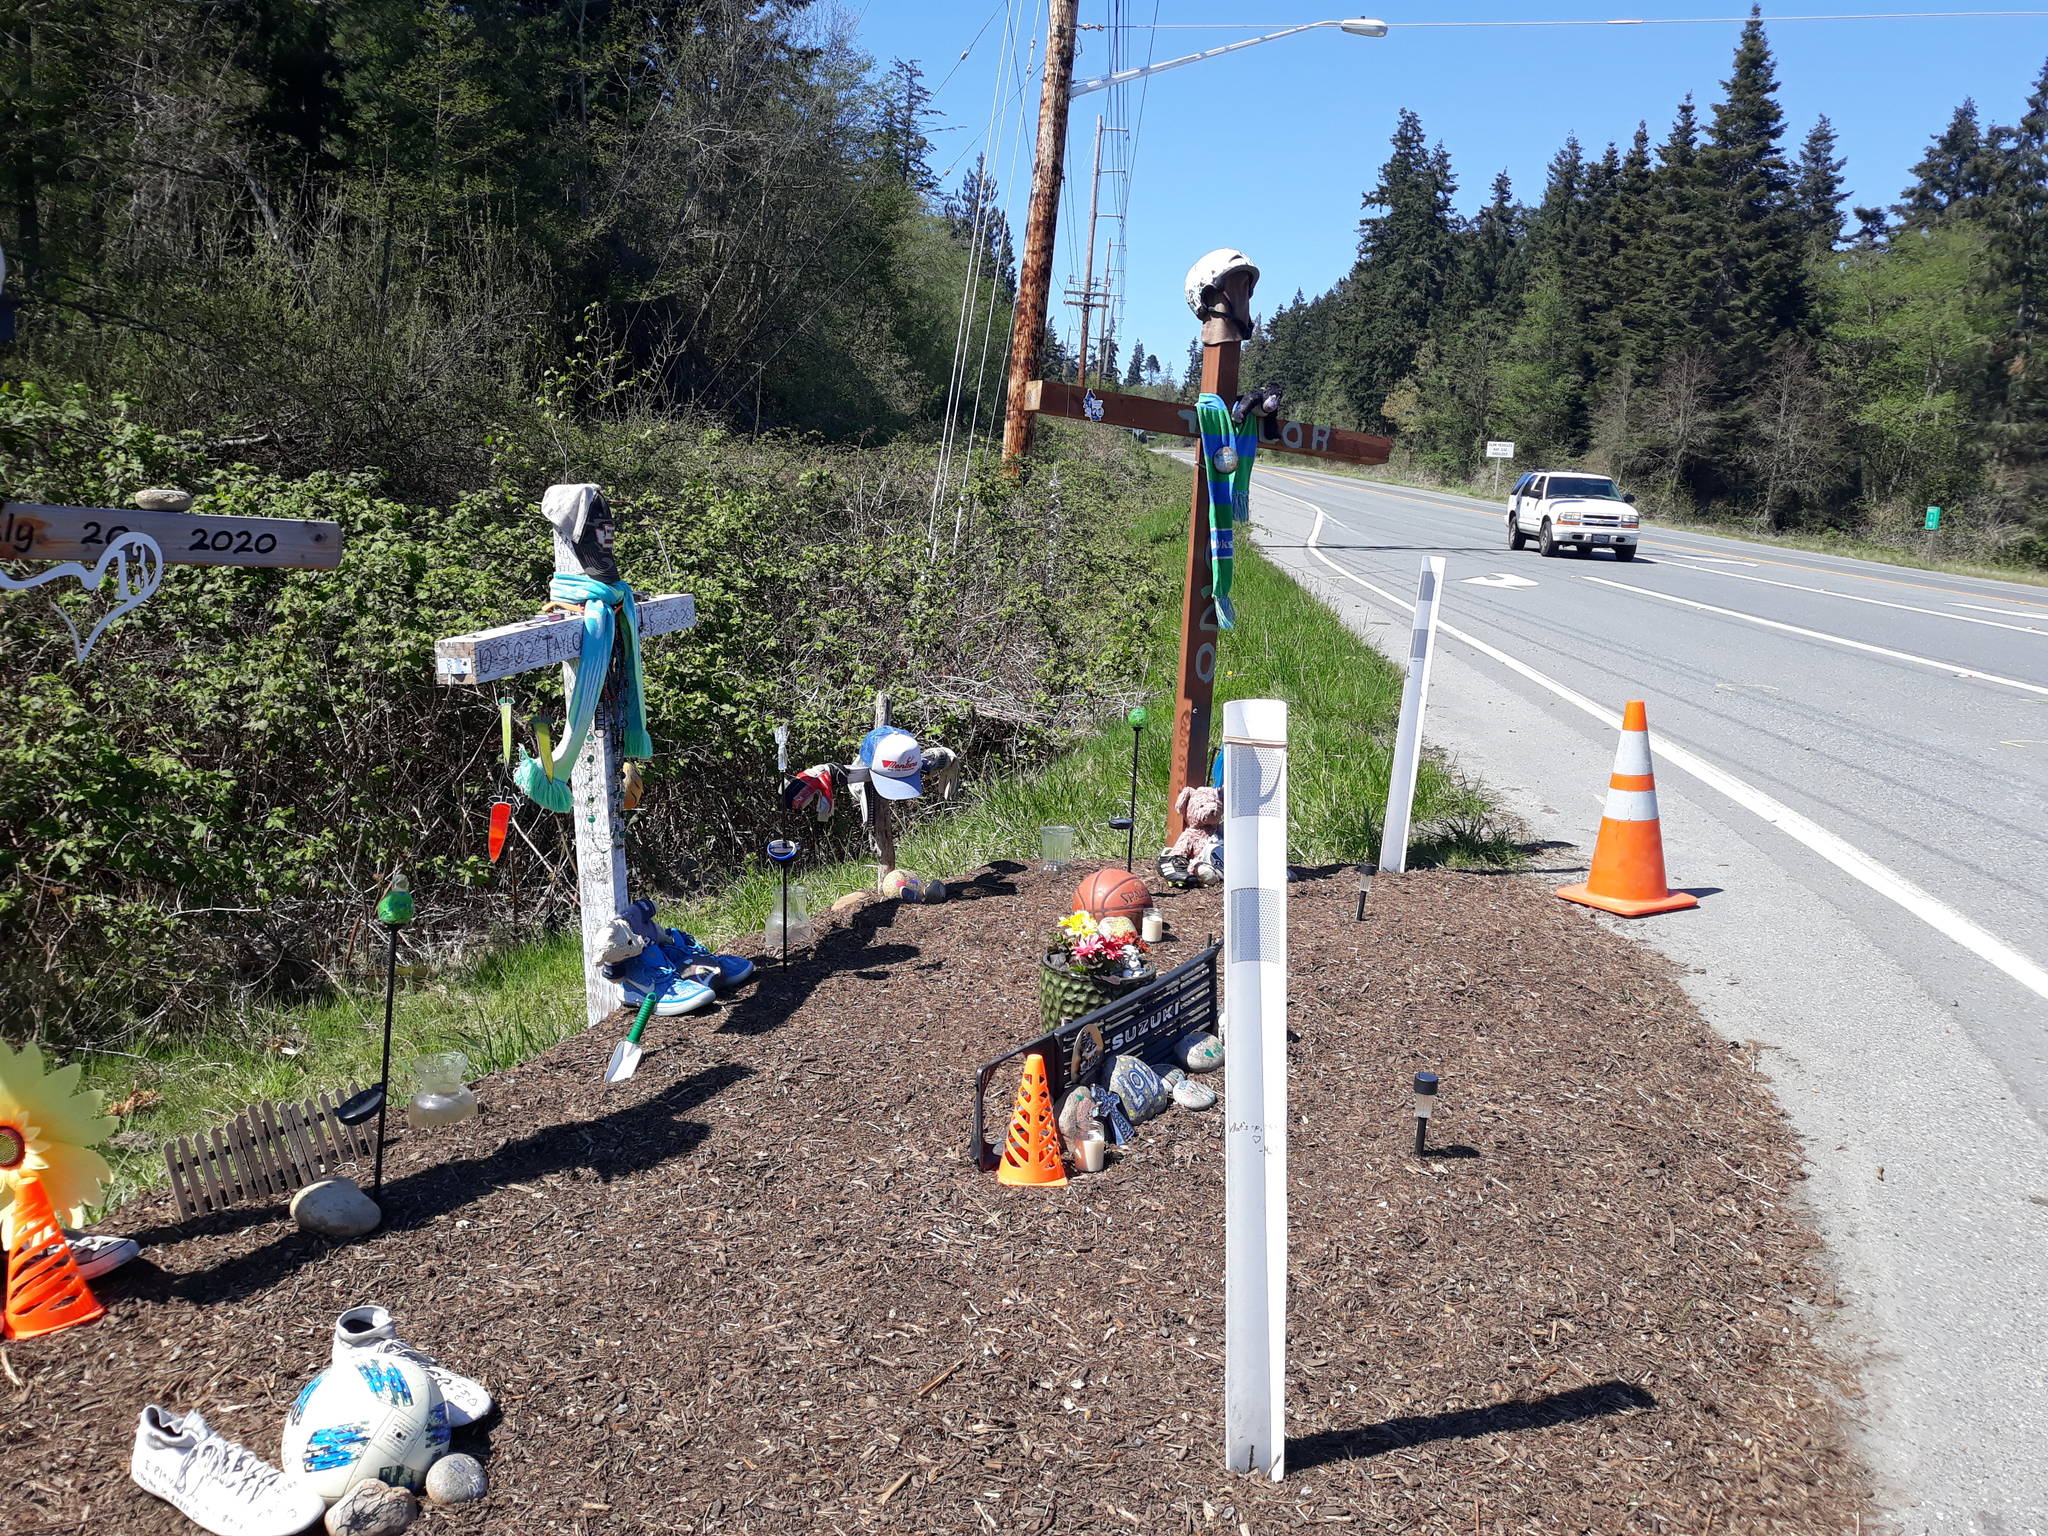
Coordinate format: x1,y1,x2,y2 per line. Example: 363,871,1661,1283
601,898,755,1015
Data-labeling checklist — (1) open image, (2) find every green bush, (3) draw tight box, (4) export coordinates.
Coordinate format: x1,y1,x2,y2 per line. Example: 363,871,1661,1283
0,390,1168,1050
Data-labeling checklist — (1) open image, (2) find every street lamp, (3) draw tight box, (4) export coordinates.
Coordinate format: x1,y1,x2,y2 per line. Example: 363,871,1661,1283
1069,17,1388,97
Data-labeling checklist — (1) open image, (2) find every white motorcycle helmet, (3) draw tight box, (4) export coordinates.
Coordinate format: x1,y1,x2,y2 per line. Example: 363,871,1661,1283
1184,248,1259,320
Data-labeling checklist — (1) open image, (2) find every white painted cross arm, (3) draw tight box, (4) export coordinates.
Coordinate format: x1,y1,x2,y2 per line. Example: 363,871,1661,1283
433,593,696,686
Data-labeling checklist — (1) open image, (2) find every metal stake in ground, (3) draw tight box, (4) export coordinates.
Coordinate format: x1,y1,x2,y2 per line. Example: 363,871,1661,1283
767,839,799,967
1118,706,1147,871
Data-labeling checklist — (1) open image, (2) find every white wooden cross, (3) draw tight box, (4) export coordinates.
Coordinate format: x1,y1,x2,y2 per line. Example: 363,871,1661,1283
430,485,696,1032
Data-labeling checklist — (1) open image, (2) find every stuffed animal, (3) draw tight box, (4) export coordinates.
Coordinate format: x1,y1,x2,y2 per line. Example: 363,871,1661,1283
1161,785,1224,887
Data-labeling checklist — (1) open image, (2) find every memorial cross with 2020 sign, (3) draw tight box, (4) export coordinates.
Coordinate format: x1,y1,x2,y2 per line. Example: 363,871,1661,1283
431,489,697,1032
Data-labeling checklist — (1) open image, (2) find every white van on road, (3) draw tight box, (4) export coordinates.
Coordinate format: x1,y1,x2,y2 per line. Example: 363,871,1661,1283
1507,470,1641,559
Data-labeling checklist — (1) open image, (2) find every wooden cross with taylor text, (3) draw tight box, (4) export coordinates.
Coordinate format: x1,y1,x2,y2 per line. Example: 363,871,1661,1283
431,485,697,1032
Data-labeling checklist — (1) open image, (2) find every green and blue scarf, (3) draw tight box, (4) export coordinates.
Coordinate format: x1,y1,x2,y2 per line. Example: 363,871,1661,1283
513,575,652,812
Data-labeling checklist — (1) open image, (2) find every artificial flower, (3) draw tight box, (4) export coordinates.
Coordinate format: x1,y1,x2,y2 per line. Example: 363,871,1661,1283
0,1041,113,1246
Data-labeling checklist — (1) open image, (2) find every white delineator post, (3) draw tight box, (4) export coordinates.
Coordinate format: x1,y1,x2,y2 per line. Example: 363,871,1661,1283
1222,697,1289,1479
1376,556,1446,875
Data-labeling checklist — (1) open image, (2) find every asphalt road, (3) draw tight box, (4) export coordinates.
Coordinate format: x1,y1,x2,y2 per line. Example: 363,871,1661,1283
1215,455,2048,1534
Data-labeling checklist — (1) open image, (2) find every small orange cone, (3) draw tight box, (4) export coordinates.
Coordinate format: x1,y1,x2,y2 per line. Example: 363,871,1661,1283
4,1174,104,1340
1557,699,1699,918
996,1053,1068,1187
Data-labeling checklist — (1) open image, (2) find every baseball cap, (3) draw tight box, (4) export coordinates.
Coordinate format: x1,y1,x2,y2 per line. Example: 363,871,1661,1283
858,727,924,800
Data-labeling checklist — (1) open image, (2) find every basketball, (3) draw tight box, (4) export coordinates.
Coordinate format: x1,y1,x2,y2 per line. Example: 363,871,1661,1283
1073,868,1152,922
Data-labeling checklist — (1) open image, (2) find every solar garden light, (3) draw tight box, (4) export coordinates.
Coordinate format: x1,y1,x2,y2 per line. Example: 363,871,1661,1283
1412,1071,1438,1157
767,839,799,967
1119,705,1148,871
336,872,414,1198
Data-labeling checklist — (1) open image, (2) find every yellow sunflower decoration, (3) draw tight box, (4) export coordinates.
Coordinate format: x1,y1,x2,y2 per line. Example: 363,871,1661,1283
0,1041,113,1248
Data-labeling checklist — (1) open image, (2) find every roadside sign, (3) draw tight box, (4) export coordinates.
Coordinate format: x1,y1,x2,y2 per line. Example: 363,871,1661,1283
1485,441,1515,459
1925,506,1942,530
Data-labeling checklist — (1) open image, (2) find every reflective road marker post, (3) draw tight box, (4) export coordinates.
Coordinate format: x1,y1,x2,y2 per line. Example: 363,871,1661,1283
1222,698,1289,1478
1377,556,1446,875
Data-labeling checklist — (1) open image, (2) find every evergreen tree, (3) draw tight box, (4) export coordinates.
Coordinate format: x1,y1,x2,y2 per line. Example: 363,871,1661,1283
1984,59,2048,514
1337,108,1458,430
1795,116,1848,260
1123,339,1146,388
881,59,937,194
943,157,1017,294
1181,338,1202,397
1894,100,1994,228
1701,10,1809,365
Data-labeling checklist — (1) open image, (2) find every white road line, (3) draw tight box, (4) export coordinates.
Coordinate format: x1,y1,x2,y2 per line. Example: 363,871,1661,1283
1638,560,2048,638
1954,602,2048,627
1257,484,2048,1008
1583,575,2048,698
1653,551,1759,567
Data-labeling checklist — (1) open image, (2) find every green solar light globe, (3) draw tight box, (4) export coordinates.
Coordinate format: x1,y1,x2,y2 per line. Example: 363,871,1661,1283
1127,706,1149,729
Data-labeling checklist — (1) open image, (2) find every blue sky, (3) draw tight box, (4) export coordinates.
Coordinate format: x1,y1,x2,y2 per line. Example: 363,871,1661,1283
833,2,2048,378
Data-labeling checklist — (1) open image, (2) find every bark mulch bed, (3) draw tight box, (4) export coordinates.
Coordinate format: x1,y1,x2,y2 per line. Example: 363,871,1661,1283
1,864,1869,1535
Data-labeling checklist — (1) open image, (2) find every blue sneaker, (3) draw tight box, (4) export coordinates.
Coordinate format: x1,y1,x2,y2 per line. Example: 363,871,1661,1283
661,930,755,991
602,948,714,1016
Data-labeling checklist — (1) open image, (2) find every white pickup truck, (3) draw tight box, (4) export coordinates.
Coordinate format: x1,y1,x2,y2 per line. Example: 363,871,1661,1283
1506,470,1641,559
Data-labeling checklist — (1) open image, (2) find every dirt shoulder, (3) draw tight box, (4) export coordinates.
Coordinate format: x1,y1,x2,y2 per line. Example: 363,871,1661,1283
3,864,1868,1534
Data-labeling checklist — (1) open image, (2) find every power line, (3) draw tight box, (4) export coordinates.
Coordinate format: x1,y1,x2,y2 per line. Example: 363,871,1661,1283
1111,10,2048,27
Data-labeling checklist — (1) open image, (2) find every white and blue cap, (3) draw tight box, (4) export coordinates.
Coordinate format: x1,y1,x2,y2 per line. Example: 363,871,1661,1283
858,727,924,800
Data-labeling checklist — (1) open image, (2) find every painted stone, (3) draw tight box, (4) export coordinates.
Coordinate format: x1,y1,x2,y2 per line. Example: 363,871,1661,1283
291,1177,381,1240
1174,1031,1224,1073
830,891,875,916
325,1479,417,1536
132,487,194,512
424,1454,489,1505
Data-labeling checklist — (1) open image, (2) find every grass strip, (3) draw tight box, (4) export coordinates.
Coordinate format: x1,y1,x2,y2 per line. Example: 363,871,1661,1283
79,478,1513,1208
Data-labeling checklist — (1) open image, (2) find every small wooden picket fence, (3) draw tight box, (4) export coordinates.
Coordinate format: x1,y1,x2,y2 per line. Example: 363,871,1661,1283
163,1085,379,1219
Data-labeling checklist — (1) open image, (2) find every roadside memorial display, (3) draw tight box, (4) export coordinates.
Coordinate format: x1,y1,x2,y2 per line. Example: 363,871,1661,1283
487,698,515,863
1194,390,1260,630
433,484,698,1032
1160,784,1223,887
972,943,1219,1170
130,1406,328,1536
338,871,413,1201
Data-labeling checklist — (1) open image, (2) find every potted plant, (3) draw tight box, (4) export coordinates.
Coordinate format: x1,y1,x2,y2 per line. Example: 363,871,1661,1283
1039,911,1155,1029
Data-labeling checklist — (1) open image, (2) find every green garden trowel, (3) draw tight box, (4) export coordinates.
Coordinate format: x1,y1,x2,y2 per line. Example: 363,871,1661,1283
603,979,668,1085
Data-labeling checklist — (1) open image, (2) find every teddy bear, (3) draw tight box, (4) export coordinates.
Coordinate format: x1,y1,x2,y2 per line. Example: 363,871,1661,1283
1159,784,1223,887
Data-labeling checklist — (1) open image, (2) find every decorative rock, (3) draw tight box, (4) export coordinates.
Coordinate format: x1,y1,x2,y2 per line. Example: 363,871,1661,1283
424,1453,489,1506
1174,1031,1224,1073
921,877,948,904
830,890,875,916
291,1177,382,1240
1171,1078,1217,1111
325,1479,416,1536
132,487,194,512
1056,1086,1099,1144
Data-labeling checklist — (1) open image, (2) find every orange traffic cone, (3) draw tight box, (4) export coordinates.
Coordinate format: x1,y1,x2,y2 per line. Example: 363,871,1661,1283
1557,699,1699,918
995,1053,1068,1187
4,1173,104,1340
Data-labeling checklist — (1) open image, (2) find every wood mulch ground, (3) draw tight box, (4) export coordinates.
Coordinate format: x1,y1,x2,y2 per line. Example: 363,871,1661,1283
1,863,1869,1535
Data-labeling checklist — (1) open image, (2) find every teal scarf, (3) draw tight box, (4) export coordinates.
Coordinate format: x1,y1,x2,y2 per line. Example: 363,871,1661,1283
513,575,653,812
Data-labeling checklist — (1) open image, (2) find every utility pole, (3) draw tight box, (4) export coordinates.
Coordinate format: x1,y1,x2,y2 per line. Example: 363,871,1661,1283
1002,0,1082,464
1070,116,1125,391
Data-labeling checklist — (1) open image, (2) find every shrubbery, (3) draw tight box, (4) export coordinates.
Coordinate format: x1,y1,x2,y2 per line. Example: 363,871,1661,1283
1,388,1167,1049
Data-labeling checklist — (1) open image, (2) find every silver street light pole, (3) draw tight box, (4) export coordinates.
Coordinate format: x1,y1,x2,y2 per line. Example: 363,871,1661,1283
1068,17,1387,97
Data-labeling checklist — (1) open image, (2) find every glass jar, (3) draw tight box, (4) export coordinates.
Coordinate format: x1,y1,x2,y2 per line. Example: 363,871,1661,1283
764,883,815,954
406,1051,479,1129
1040,825,1075,871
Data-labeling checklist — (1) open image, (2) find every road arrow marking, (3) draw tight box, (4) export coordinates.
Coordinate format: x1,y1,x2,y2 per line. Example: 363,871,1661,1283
1462,573,1537,588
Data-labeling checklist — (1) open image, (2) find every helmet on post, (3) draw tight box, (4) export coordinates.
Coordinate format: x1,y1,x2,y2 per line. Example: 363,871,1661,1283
1184,248,1260,321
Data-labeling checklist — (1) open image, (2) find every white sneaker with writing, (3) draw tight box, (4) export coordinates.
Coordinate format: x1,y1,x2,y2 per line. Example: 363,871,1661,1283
130,1407,324,1536
331,1304,493,1426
